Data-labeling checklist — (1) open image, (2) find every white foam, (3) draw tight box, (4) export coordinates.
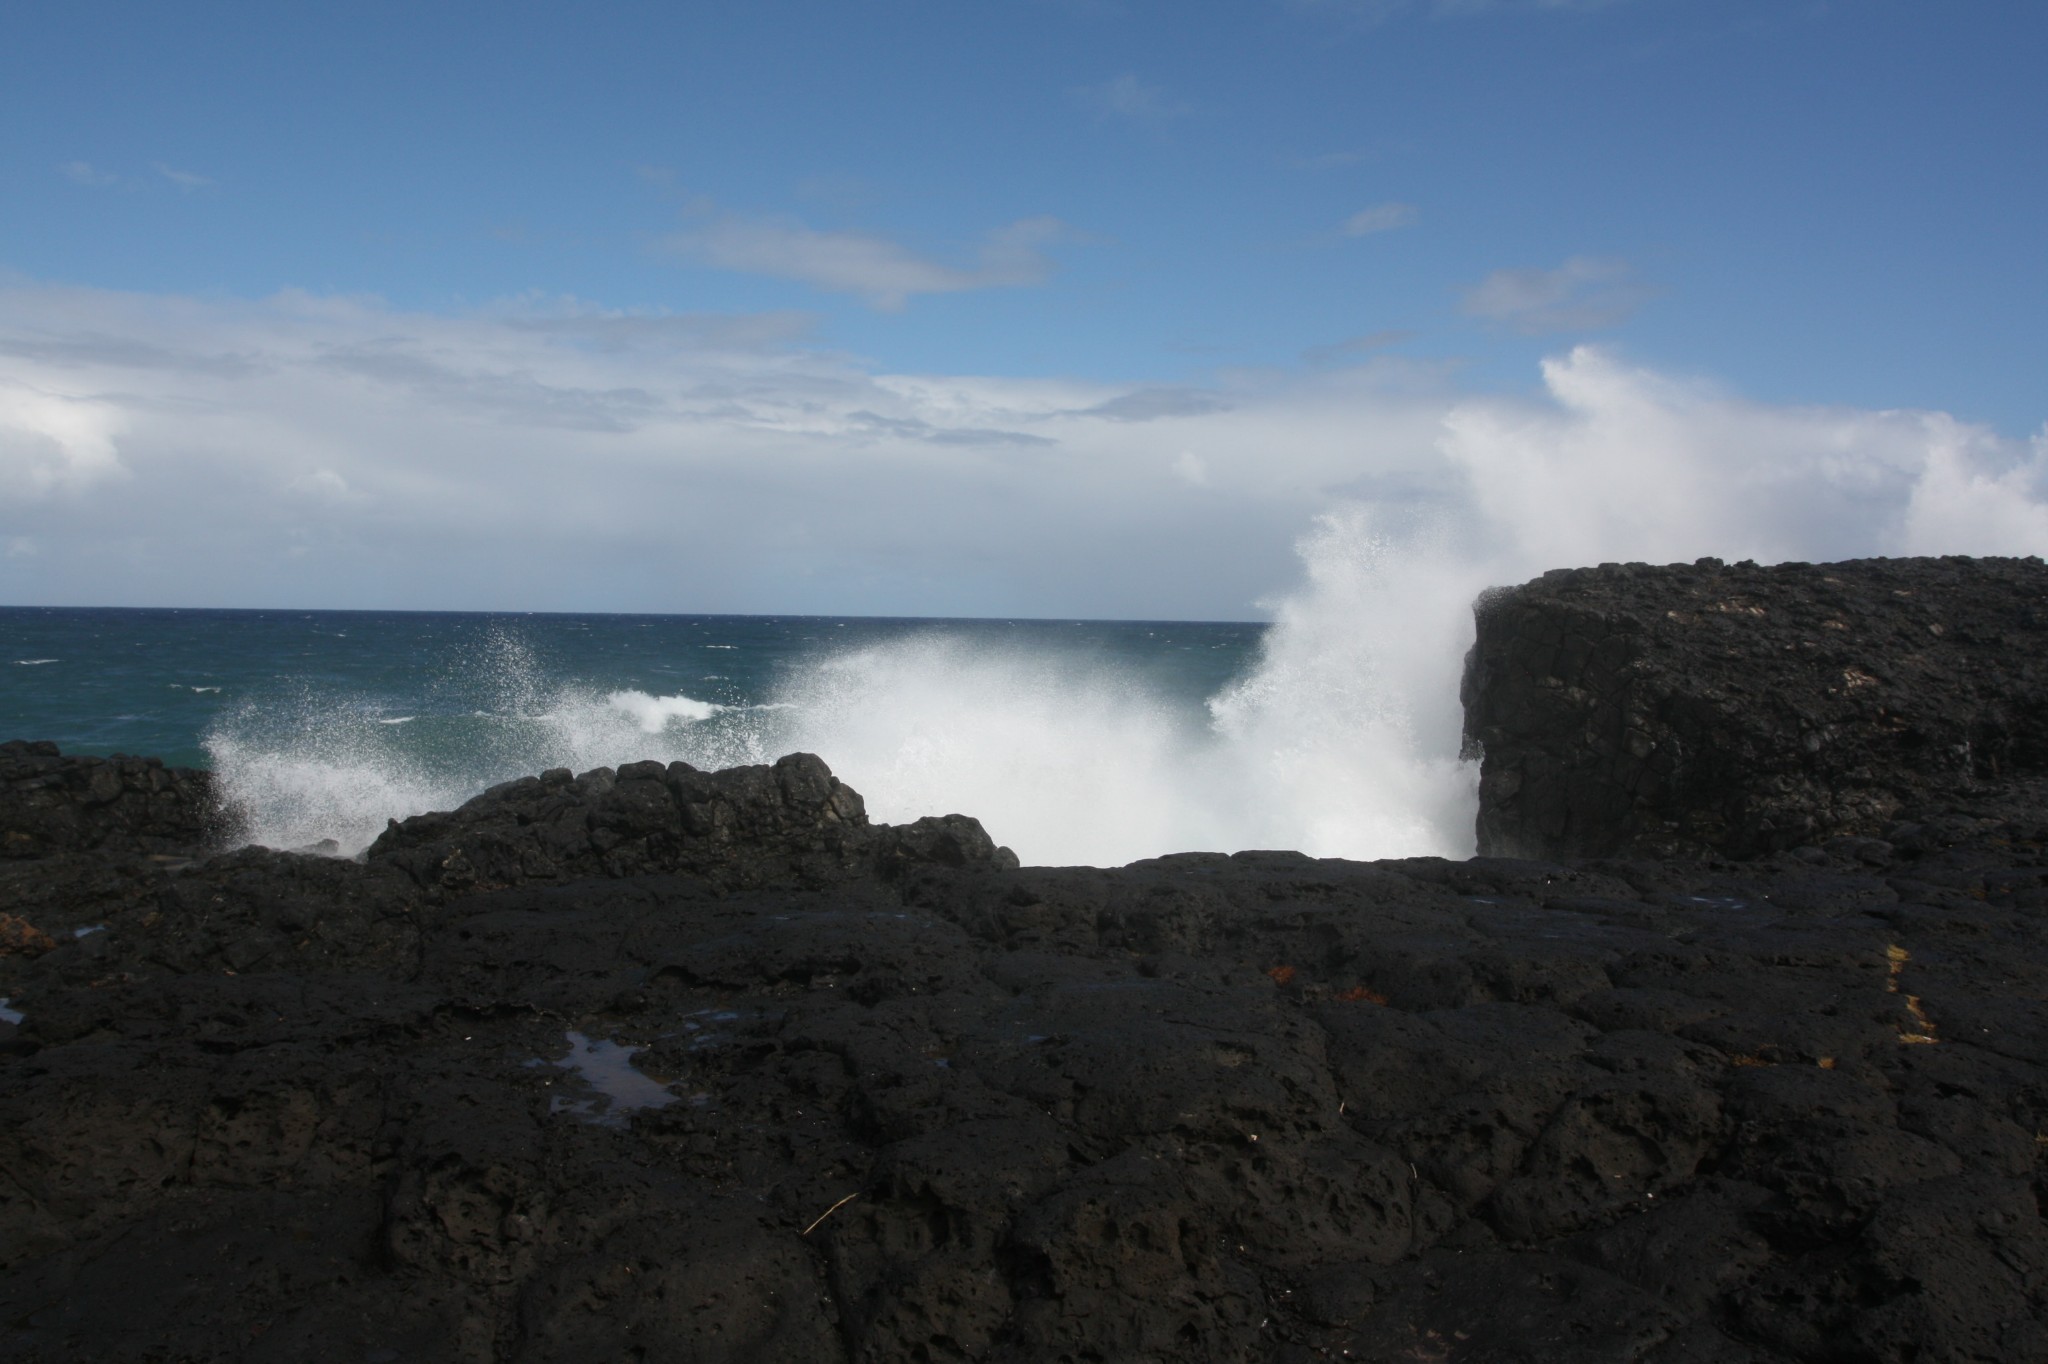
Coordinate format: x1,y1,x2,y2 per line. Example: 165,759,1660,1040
605,689,724,733
14,658,58,665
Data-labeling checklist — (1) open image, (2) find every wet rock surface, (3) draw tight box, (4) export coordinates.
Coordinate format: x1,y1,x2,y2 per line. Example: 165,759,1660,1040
1463,555,2048,860
5,557,2048,1362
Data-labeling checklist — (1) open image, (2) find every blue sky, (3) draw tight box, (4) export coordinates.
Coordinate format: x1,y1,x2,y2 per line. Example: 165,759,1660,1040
2,0,2045,616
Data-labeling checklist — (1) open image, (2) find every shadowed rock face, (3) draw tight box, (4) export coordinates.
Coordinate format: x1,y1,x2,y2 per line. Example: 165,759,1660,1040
1462,555,2048,860
4,561,2048,1363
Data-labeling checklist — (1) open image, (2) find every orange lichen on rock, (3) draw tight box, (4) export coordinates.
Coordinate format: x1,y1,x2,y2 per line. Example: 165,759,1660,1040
1336,985,1389,1005
1900,994,1940,1045
0,913,57,957
1885,944,1940,1042
1265,965,1297,986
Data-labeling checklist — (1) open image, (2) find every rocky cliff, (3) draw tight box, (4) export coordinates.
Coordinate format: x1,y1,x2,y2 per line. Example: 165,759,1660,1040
1462,555,2048,860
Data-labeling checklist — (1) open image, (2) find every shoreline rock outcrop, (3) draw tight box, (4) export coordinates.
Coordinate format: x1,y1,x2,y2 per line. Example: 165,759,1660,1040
4,556,2046,1363
1,740,219,860
1462,555,2048,860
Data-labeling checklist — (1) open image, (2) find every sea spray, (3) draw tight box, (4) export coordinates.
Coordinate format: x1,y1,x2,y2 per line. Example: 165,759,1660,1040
206,632,773,853
207,699,460,854
1204,510,1483,860
761,636,1228,865
203,512,1484,865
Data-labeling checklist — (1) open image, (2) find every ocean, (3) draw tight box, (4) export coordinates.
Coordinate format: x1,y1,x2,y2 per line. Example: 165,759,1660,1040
2,549,1485,867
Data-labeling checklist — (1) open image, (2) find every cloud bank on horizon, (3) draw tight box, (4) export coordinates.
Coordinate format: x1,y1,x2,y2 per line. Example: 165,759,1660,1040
2,280,2042,618
1,0,2044,617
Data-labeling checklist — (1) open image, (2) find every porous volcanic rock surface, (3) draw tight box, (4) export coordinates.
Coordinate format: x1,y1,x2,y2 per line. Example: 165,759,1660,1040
1462,554,2048,860
4,558,2048,1363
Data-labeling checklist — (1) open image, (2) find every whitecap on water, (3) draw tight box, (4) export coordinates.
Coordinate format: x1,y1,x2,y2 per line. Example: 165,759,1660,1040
604,690,724,733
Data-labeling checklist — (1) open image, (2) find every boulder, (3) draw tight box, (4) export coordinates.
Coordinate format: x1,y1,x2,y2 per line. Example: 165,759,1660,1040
364,751,1017,895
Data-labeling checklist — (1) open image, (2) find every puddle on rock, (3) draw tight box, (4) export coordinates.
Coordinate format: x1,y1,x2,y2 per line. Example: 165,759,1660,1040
527,1030,678,1127
0,998,22,1025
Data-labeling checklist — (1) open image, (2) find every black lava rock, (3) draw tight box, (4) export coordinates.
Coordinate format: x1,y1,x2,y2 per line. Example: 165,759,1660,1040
1462,555,2048,860
365,751,1016,897
1,739,220,859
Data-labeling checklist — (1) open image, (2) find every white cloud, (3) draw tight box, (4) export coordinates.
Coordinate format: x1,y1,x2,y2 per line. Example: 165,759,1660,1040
0,282,1453,615
0,282,2040,622
0,380,128,497
1079,388,1235,422
1069,73,1192,123
1438,346,2045,572
289,468,367,504
153,163,215,190
1461,255,1653,333
1343,202,1418,236
668,214,1067,311
1903,423,2048,556
61,161,118,187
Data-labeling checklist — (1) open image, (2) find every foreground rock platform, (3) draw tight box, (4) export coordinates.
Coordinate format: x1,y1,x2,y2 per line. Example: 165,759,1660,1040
4,555,2048,1363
